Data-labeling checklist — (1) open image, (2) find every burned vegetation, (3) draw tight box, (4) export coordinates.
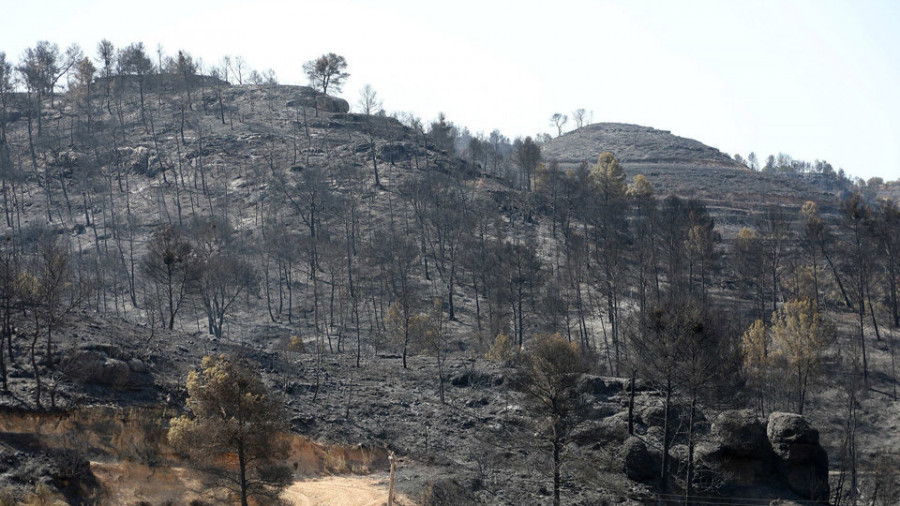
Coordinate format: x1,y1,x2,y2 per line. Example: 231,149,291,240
0,41,897,505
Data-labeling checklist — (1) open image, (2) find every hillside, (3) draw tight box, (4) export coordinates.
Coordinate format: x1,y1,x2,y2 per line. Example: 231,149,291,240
0,72,897,505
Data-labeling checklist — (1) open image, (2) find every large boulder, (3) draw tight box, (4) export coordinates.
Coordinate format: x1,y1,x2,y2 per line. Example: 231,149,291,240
64,350,151,389
316,95,350,113
449,370,503,388
570,412,629,446
97,358,131,387
713,409,769,458
767,412,829,501
618,436,658,481
704,410,774,486
636,400,667,427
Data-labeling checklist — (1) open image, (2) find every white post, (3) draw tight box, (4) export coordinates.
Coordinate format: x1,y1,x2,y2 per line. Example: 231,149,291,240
388,451,396,506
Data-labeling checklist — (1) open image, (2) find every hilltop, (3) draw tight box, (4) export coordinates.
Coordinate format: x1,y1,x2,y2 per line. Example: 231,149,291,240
542,122,742,167
542,122,856,234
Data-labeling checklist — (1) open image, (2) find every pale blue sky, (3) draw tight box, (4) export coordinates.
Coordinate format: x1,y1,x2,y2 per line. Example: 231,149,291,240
2,0,898,181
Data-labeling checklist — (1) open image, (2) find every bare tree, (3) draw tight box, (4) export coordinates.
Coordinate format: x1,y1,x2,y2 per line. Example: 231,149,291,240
516,333,588,506
194,253,257,339
0,242,19,391
625,302,694,493
232,55,247,85
590,151,629,373
118,42,154,125
770,297,835,414
379,231,420,369
20,232,84,407
571,108,586,128
550,113,568,137
357,84,382,115
759,205,791,314
871,199,900,328
842,193,873,383
142,225,196,330
514,136,541,191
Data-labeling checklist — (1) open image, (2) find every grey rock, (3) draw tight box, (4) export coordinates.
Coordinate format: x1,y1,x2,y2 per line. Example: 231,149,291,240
316,95,350,114
767,412,829,502
767,412,819,450
713,409,769,458
618,436,658,481
127,358,147,374
99,359,131,387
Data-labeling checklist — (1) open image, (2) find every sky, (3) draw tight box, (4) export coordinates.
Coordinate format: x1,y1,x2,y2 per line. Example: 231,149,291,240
2,0,899,181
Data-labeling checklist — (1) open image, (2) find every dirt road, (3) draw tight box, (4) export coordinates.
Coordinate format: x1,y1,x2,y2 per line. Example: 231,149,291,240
281,474,415,506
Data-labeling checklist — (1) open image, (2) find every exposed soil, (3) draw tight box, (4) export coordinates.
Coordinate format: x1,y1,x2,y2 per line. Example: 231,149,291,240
282,474,416,506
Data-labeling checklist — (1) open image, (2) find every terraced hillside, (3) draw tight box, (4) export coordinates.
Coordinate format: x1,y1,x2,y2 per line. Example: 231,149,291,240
543,123,850,233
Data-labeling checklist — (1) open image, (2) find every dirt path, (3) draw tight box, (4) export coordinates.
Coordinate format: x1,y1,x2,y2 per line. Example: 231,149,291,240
92,461,415,506
281,474,416,506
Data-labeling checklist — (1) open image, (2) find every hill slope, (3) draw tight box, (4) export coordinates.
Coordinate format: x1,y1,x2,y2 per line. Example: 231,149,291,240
0,76,893,505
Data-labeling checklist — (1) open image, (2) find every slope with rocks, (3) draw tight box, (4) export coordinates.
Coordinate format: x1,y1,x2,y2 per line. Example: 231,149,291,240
0,74,882,504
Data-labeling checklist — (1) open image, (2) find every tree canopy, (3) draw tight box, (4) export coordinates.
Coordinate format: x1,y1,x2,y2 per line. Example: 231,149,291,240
303,53,349,95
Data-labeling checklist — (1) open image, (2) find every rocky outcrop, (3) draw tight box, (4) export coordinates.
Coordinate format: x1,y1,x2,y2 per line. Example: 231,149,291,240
63,346,152,389
574,396,829,502
285,86,350,114
449,370,503,388
697,410,829,502
316,94,350,113
767,412,829,502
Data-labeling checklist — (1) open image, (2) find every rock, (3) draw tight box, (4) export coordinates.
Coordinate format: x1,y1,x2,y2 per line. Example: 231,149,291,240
127,358,147,374
645,425,665,443
98,359,132,387
76,343,117,356
577,375,608,395
703,410,775,486
580,396,619,419
130,146,151,174
450,371,501,388
712,409,769,458
669,444,690,465
767,412,829,501
570,415,628,446
767,412,819,448
636,399,703,428
378,142,416,162
316,95,350,113
636,401,666,427
576,375,623,397
65,351,150,389
618,436,658,481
